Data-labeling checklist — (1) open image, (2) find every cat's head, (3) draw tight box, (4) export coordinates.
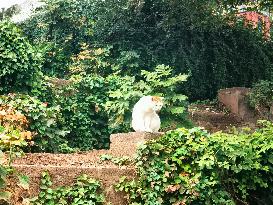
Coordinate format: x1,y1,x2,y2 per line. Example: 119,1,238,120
151,96,164,112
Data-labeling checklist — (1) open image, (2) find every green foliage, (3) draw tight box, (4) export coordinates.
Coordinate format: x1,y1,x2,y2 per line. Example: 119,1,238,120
116,122,273,204
22,0,273,100
0,149,12,202
30,171,105,205
1,76,110,152
68,45,115,76
0,5,21,21
248,80,273,109
218,0,273,13
141,65,188,115
93,0,273,100
21,0,96,77
43,76,111,151
0,121,30,203
0,94,68,153
100,154,133,166
42,64,188,147
248,80,273,119
105,64,188,132
0,21,42,94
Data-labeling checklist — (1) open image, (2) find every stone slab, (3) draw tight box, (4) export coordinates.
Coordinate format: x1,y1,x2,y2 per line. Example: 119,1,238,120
6,132,164,205
218,87,255,120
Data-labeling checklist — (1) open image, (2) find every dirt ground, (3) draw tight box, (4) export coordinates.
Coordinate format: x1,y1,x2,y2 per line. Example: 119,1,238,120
188,103,257,132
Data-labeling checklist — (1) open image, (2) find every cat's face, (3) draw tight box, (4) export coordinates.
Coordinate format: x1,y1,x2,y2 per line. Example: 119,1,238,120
151,96,164,112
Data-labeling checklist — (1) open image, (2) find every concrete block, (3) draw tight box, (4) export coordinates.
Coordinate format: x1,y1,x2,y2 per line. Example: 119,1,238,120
7,132,164,205
218,87,255,120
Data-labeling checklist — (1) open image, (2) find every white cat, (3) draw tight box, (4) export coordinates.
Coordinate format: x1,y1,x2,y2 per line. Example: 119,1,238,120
132,96,163,132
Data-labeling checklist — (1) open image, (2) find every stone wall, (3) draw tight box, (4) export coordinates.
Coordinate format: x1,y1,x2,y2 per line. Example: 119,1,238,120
7,132,163,205
218,87,256,121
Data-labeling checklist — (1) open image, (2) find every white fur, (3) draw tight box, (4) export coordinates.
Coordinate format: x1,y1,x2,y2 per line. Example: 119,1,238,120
132,96,163,132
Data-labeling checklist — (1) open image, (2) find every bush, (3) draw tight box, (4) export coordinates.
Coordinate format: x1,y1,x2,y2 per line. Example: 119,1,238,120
22,0,273,100
0,94,68,153
88,0,273,100
43,76,111,151
105,64,189,132
41,60,189,149
37,63,188,151
0,105,32,202
21,0,96,77
116,122,273,204
248,80,273,117
0,21,42,94
0,105,33,151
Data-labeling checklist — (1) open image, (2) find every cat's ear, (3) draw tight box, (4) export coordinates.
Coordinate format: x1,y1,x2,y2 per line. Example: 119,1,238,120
151,96,164,102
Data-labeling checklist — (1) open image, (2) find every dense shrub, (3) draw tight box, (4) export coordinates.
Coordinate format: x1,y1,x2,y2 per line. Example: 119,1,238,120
0,80,111,152
37,62,189,151
43,76,111,151
22,0,273,100
0,63,188,153
21,0,96,77
247,80,273,120
0,21,42,94
248,80,273,109
43,64,188,149
0,94,68,153
90,0,273,100
117,121,273,204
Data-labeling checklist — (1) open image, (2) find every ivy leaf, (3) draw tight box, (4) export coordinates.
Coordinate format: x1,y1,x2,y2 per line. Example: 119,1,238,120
165,184,181,193
46,118,55,127
170,106,185,114
171,94,188,103
268,154,273,164
17,175,30,190
0,191,12,200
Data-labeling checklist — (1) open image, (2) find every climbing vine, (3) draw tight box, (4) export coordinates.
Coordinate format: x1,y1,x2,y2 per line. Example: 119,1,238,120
116,122,273,204
30,171,105,205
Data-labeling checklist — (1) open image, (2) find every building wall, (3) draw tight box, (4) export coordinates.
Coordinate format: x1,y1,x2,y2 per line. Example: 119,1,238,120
237,11,271,38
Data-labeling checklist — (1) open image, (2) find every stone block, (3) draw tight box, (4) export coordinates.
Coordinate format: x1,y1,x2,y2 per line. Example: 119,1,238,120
218,87,255,120
7,132,164,205
110,132,164,157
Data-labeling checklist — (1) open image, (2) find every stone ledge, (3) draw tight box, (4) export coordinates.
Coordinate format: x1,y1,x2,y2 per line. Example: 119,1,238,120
9,164,136,205
7,132,165,205
110,132,164,157
218,87,255,121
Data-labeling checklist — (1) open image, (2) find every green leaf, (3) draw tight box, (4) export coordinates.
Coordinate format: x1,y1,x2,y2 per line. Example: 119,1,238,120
17,175,30,190
170,106,185,114
0,191,12,200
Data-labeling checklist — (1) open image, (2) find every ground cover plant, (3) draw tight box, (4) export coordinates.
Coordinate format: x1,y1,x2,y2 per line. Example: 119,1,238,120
116,121,273,204
30,171,105,205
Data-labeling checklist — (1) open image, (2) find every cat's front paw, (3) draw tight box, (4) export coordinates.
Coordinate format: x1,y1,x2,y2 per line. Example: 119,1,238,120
144,128,154,133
